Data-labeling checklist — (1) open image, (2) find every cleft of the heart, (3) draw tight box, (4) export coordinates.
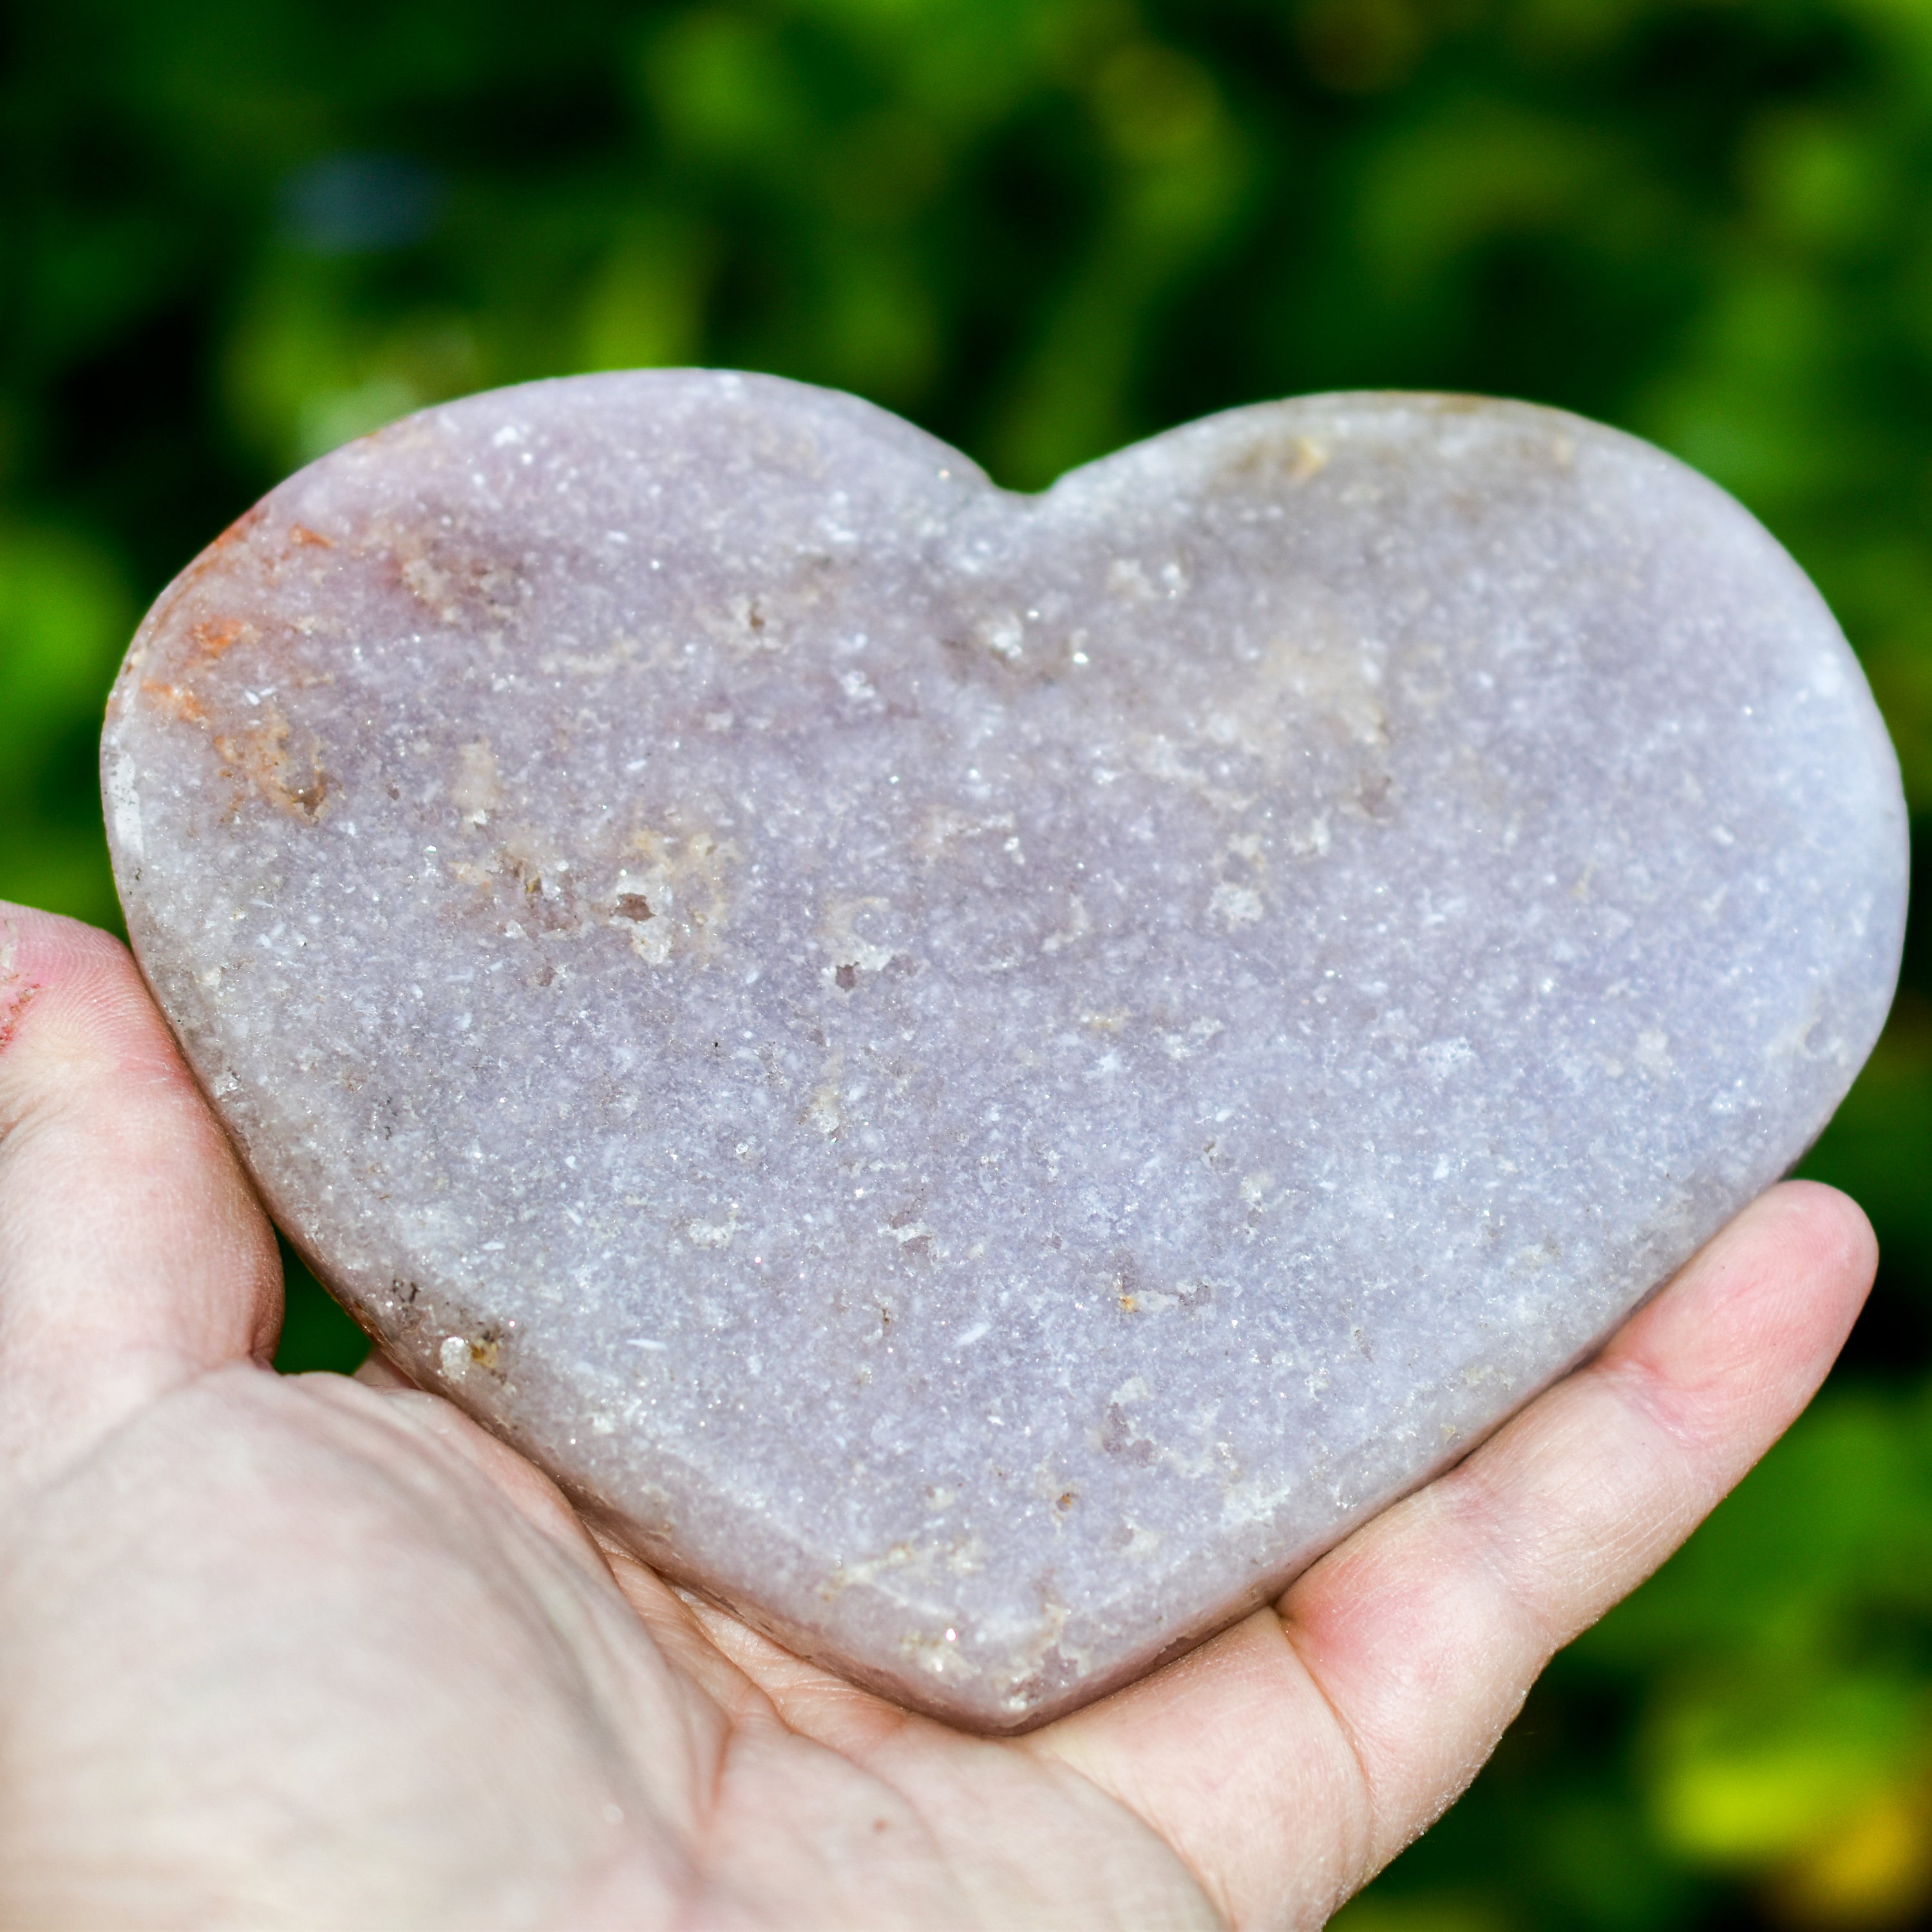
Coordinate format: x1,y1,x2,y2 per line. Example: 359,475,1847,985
102,372,1906,1730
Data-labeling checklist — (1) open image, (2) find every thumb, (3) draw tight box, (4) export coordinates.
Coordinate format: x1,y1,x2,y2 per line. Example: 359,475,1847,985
0,905,281,1492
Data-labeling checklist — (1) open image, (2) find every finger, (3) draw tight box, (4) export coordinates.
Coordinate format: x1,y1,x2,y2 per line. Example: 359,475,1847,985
352,1347,418,1390
1030,1181,1875,1929
0,905,281,1488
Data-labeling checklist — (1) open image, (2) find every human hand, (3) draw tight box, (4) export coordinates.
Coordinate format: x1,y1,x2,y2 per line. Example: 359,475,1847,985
0,906,1876,1929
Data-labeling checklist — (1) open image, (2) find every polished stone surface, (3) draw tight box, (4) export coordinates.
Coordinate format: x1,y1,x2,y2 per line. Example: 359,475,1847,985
104,374,1906,1730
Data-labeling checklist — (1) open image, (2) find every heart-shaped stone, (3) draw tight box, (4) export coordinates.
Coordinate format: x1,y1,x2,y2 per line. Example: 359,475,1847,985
103,374,1904,1731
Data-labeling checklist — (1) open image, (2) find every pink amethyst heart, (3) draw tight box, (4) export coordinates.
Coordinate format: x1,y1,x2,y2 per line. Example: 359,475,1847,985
103,374,1904,1730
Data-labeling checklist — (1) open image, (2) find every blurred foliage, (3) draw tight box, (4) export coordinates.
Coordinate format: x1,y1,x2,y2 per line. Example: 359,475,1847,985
5,0,1932,1922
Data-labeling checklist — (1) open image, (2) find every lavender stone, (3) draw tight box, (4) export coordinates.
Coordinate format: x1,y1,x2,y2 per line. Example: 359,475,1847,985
102,374,1905,1730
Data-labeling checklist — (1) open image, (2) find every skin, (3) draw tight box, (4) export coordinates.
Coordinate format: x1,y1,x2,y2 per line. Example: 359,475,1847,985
0,903,1878,1931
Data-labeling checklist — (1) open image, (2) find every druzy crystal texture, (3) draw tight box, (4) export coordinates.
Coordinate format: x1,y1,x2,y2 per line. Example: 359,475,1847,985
104,374,1905,1730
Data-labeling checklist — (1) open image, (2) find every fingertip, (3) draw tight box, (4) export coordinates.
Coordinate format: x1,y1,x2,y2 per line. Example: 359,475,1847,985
1765,1176,1879,1300
0,901,129,970
0,905,194,1094
0,902,283,1482
0,903,129,1027
1604,1179,1877,1460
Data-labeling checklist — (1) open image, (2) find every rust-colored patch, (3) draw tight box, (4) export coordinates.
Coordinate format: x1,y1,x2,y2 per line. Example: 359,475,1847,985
120,502,354,829
140,504,345,688
140,679,208,723
209,503,269,553
189,616,255,661
214,707,330,822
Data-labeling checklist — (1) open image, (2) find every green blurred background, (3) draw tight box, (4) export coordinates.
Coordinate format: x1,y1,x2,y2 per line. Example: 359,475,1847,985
5,0,1932,1922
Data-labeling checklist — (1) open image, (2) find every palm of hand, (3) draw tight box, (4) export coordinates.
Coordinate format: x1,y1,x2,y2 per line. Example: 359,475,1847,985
0,911,1874,1929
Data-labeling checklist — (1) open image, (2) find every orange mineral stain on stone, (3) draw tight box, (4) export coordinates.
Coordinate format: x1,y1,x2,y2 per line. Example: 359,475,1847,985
213,707,330,822
113,506,355,815
189,616,255,661
209,502,269,554
139,680,207,724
